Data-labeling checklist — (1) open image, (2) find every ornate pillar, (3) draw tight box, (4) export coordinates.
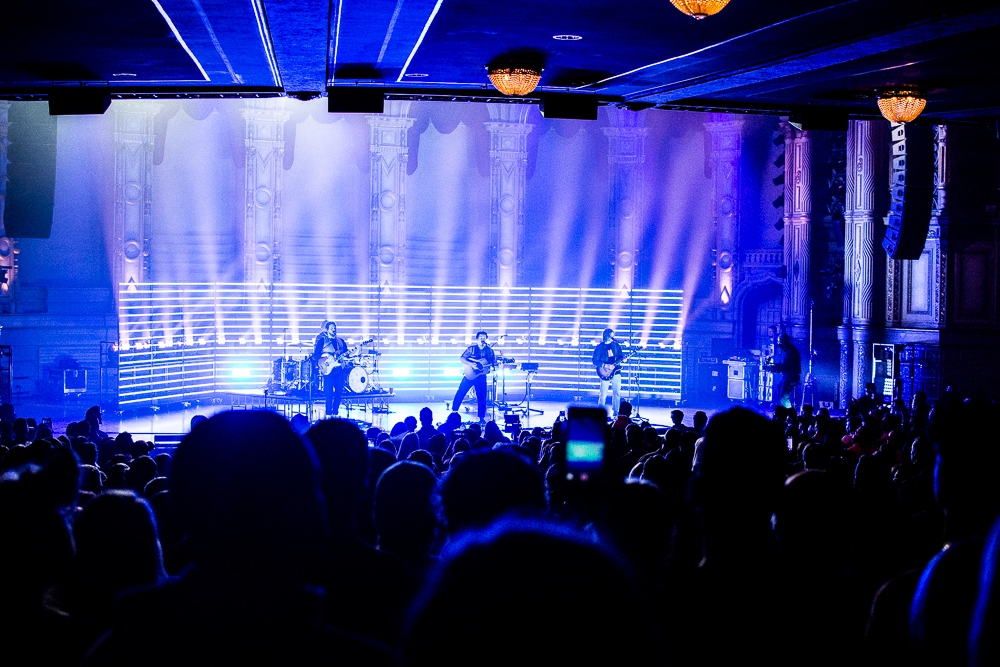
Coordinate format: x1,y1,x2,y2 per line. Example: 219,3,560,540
0,101,15,296
243,99,290,284
603,108,647,293
704,118,744,308
0,101,9,237
927,124,949,328
114,101,161,290
781,121,811,341
368,101,414,287
485,104,532,288
844,119,889,399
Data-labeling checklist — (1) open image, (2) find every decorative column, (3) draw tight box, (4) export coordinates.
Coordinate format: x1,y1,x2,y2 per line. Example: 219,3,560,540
486,104,532,288
704,118,744,308
781,121,811,341
603,107,647,293
0,101,9,237
0,101,15,295
368,101,414,287
114,101,161,290
243,99,290,284
926,124,949,327
844,119,889,400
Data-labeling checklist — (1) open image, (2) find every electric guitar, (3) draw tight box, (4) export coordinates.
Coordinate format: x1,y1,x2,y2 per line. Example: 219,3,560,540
595,348,640,381
317,338,373,376
462,355,515,381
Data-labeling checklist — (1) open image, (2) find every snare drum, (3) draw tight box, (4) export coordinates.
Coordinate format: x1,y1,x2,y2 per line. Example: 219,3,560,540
348,366,369,393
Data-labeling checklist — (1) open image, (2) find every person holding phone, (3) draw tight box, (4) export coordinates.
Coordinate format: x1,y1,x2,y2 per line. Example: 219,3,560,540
593,328,623,416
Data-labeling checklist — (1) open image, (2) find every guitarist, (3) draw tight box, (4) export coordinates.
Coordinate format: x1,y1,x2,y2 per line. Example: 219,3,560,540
312,320,349,417
451,330,496,425
592,327,624,416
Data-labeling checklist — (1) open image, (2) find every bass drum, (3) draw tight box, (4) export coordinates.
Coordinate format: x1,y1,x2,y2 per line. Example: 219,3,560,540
347,366,369,394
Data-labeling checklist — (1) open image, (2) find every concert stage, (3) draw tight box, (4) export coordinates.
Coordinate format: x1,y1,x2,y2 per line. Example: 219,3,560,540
16,395,720,444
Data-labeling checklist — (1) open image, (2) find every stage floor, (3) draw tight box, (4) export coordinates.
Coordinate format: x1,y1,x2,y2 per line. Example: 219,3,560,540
12,395,733,441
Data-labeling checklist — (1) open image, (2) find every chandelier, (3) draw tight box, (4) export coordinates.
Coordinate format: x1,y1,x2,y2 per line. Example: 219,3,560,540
876,89,927,123
488,66,543,96
670,0,731,19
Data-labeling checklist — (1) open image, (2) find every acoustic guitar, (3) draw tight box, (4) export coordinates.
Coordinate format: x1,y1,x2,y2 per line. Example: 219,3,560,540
595,348,640,381
462,355,515,381
317,338,373,376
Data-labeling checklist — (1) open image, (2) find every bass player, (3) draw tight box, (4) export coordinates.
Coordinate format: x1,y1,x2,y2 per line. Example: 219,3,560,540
313,320,349,418
451,330,496,425
593,327,623,416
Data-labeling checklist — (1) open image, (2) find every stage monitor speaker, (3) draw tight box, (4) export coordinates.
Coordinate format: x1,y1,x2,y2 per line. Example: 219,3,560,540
539,93,598,121
48,89,111,115
883,122,934,260
64,369,87,394
3,102,57,238
327,88,385,114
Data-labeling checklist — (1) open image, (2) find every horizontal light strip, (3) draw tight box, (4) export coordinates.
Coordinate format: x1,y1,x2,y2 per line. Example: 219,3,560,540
119,283,683,406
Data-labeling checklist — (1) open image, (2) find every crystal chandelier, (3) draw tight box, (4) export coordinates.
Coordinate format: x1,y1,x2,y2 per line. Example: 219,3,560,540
488,67,543,96
670,0,731,19
876,89,927,123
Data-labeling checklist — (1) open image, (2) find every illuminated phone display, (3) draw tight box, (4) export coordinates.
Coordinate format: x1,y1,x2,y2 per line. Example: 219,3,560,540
567,406,607,471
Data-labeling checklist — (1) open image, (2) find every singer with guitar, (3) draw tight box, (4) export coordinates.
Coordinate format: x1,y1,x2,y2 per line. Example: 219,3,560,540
312,320,349,417
451,330,496,424
593,327,624,416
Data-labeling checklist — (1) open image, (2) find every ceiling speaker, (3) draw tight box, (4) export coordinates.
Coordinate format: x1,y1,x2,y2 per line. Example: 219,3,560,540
539,93,598,121
327,88,385,114
48,89,111,115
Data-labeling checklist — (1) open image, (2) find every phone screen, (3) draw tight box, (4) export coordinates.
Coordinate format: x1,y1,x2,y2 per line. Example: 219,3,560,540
567,406,607,478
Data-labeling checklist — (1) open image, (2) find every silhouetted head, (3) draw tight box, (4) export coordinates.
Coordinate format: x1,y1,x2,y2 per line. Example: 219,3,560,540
693,407,786,545
375,461,438,558
126,455,158,494
439,449,545,535
930,399,1000,537
306,418,370,530
0,466,74,605
407,520,656,664
419,407,433,425
64,489,164,613
407,449,436,472
172,411,327,582
398,432,420,460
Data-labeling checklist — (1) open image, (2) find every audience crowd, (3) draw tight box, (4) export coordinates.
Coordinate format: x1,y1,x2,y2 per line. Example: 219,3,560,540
1,387,998,665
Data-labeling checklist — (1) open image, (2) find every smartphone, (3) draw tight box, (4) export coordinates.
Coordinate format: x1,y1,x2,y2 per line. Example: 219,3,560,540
566,406,608,481
787,436,794,452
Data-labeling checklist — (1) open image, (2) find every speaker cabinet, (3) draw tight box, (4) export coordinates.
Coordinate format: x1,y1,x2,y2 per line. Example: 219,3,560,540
883,123,934,260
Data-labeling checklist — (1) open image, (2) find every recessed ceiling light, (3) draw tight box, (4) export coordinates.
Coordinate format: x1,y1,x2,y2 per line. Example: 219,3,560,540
553,34,582,41
112,73,137,77
404,73,429,78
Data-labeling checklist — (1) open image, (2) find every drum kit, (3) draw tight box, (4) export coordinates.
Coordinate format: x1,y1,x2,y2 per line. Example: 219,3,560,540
267,348,382,397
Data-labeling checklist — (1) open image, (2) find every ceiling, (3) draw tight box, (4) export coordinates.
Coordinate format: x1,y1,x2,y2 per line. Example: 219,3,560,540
2,0,999,123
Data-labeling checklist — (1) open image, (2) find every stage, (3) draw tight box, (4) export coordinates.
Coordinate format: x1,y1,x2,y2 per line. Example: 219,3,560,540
15,393,726,444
